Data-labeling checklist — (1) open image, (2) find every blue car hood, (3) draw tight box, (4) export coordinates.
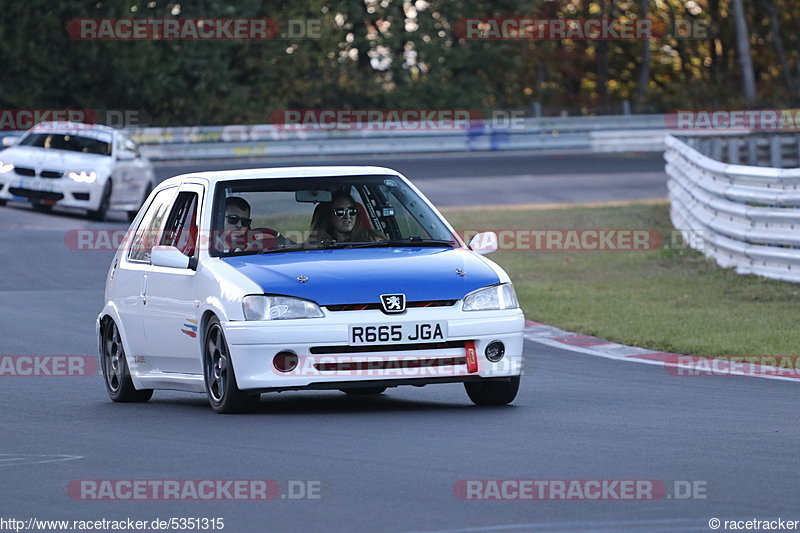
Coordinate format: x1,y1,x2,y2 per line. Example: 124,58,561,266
221,247,500,306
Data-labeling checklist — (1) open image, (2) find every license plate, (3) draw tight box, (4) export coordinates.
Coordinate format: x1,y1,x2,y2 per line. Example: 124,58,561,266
349,322,448,345
19,178,57,193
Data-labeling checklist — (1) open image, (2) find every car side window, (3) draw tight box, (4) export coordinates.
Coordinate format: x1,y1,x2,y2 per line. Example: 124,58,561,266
159,192,199,257
128,188,177,263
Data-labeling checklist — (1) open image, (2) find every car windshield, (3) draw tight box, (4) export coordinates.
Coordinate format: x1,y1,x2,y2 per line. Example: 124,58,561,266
211,175,459,256
18,132,112,156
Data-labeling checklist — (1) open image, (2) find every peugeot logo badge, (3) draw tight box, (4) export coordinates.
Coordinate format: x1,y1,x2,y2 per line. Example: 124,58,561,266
380,294,406,314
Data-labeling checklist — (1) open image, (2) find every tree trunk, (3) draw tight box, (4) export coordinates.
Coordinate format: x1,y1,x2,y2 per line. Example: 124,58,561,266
635,0,650,113
731,0,756,101
759,0,795,103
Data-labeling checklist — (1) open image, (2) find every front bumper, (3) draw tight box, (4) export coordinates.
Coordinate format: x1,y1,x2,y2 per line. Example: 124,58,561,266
0,173,104,210
222,307,525,391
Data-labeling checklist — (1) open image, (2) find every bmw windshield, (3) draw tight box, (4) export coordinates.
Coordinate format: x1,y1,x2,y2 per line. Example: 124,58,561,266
18,132,112,156
211,175,459,256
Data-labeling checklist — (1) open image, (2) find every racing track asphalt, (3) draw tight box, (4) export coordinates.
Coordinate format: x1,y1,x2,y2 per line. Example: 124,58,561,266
0,152,797,532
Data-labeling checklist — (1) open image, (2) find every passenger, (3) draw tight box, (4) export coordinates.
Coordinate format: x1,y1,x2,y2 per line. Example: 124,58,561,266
309,192,385,243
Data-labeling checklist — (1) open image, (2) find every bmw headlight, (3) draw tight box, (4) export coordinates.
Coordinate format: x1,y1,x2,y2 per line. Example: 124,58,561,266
462,283,519,312
0,161,13,174
67,171,97,183
242,295,325,321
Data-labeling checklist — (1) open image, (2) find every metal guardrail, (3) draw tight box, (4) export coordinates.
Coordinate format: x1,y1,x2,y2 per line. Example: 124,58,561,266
127,114,668,160
665,134,800,283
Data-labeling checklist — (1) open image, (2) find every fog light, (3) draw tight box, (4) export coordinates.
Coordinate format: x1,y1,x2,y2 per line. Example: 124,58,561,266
485,341,505,362
273,351,298,373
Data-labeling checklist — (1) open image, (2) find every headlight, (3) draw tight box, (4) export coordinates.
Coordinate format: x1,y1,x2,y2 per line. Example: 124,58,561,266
0,161,13,174
242,295,324,321
67,171,97,183
462,283,519,312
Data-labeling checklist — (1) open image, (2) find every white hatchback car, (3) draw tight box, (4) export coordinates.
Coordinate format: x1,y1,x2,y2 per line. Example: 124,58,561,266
98,166,524,413
0,121,155,220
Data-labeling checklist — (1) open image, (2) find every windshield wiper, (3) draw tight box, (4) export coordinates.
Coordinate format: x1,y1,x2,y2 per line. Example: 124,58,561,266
349,238,456,248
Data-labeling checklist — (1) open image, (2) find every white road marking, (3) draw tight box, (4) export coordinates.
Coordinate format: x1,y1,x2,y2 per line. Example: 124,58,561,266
0,454,84,467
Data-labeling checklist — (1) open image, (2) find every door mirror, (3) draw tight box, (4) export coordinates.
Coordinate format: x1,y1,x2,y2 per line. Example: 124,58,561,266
117,150,136,161
2,136,18,148
468,231,498,255
151,246,192,269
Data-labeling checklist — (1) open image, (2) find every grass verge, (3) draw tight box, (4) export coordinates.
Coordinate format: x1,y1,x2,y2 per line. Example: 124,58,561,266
444,201,799,357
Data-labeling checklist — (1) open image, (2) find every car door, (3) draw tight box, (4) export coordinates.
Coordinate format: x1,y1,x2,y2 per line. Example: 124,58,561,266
123,134,154,199
114,185,178,362
111,134,141,206
141,183,204,375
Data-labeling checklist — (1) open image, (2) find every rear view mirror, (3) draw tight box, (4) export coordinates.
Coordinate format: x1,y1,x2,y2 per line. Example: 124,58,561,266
296,190,332,203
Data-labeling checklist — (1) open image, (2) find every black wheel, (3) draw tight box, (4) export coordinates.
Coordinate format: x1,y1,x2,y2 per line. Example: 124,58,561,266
88,180,112,221
128,183,151,222
0,199,6,207
464,376,520,406
100,319,153,402
204,317,259,413
341,387,387,395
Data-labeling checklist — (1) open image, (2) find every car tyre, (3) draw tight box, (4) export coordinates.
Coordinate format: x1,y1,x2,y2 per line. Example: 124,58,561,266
128,183,151,222
464,376,520,406
341,387,387,395
204,317,260,414
0,199,6,207
101,319,153,402
88,180,112,221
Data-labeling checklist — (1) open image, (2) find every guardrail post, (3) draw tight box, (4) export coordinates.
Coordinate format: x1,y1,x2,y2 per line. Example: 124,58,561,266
747,137,758,166
770,136,782,168
711,138,723,161
729,137,740,164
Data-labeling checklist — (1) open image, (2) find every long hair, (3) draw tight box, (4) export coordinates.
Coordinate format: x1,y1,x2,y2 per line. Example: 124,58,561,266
310,192,383,242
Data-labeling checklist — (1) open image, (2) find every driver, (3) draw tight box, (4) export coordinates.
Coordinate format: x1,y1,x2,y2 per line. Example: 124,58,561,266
223,197,253,253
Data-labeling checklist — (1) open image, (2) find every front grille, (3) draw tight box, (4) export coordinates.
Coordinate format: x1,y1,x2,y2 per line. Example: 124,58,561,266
325,300,457,312
313,356,467,372
310,340,466,355
40,170,63,179
14,167,35,176
8,187,64,202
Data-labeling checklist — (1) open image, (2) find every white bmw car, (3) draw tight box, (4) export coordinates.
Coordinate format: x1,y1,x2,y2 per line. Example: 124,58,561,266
0,121,156,220
98,166,524,413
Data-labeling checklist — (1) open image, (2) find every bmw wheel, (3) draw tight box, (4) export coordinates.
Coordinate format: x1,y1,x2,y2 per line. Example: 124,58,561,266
204,317,260,414
88,180,112,221
101,319,153,402
464,376,520,406
128,183,151,222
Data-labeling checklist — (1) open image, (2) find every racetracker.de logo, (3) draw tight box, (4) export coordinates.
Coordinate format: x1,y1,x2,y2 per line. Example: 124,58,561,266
270,109,483,130
454,18,654,40
0,356,97,377
462,229,663,252
0,110,96,131
665,355,800,378
665,109,800,131
454,479,708,500
66,18,281,40
67,479,323,501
